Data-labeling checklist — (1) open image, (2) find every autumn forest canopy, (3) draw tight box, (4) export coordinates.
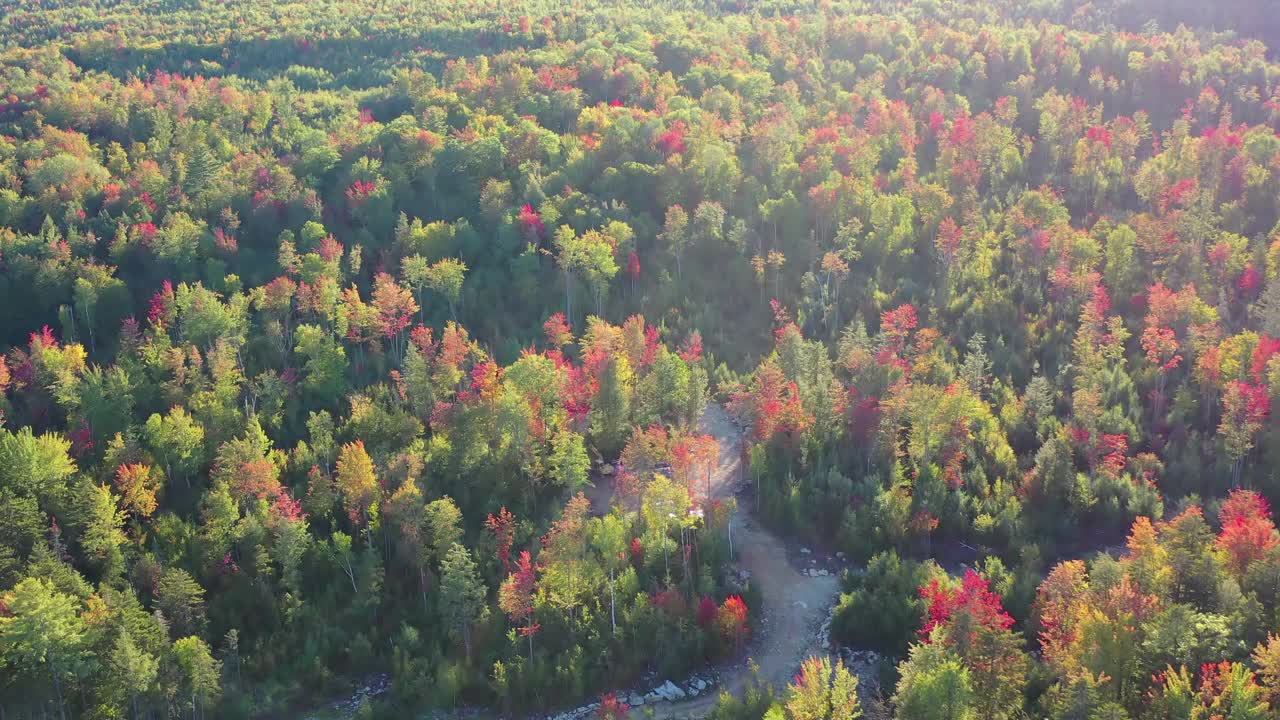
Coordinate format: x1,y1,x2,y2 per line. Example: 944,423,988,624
7,0,1280,719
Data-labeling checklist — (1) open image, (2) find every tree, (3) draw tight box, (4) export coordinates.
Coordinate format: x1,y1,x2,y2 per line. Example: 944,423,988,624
438,543,487,657
1219,381,1268,487
80,482,126,574
0,578,87,720
144,407,205,487
156,568,207,639
716,595,750,657
424,258,468,320
549,429,590,492
1217,490,1278,576
424,497,464,567
590,513,628,635
785,655,861,720
919,570,1028,720
113,463,159,521
331,531,359,593
660,204,690,281
893,640,976,720
336,440,379,528
0,426,77,498
1254,634,1280,708
641,473,691,574
172,636,222,720
591,353,631,456
110,631,158,720
486,507,517,573
498,550,539,660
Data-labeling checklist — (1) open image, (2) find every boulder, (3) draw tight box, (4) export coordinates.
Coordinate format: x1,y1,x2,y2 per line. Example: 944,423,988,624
818,569,829,576
628,693,645,706
654,680,686,701
600,463,615,476
800,547,812,554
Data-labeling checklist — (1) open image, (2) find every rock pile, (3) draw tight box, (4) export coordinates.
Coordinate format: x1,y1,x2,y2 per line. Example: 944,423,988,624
544,673,718,720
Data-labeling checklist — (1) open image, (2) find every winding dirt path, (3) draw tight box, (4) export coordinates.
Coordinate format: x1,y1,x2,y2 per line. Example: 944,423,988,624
631,406,841,719
311,405,841,720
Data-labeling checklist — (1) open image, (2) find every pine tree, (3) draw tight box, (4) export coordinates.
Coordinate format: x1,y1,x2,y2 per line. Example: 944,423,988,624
438,543,487,657
183,145,218,197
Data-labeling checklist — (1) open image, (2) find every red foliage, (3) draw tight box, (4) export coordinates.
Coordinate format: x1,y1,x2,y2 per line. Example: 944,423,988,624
148,281,175,326
501,551,538,623
641,324,660,368
1159,178,1197,213
410,325,436,355
273,491,306,523
372,273,417,339
881,303,919,337
345,179,377,202
716,595,750,650
626,250,641,280
69,421,93,457
597,694,629,720
1085,125,1113,148
936,217,963,263
1238,265,1261,294
1141,325,1182,372
697,595,718,626
543,313,573,347
232,459,283,503
947,114,975,146
134,221,158,243
1251,335,1280,382
653,588,687,616
656,121,688,154
469,360,503,402
486,507,517,572
678,330,703,364
1098,433,1128,479
518,203,545,238
919,568,1014,642
1217,489,1278,575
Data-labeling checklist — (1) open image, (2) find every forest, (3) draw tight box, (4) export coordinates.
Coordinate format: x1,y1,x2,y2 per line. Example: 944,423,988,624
3,0,1280,718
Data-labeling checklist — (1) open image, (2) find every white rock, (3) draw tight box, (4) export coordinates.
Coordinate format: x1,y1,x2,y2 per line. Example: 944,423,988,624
655,680,687,701
629,694,645,706
693,678,707,691
818,569,829,576
800,547,812,554
836,551,846,559
600,464,615,476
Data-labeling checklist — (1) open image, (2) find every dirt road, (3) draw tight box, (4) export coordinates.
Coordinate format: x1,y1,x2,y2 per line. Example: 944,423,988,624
633,406,840,718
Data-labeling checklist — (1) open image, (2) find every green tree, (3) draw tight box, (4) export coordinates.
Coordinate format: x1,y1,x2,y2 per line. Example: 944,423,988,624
893,641,976,720
549,429,590,492
144,407,205,487
0,426,77,499
156,569,207,639
79,482,126,575
424,258,468,320
172,636,222,720
784,655,861,720
423,496,464,567
0,578,88,720
438,543,487,657
110,631,158,720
